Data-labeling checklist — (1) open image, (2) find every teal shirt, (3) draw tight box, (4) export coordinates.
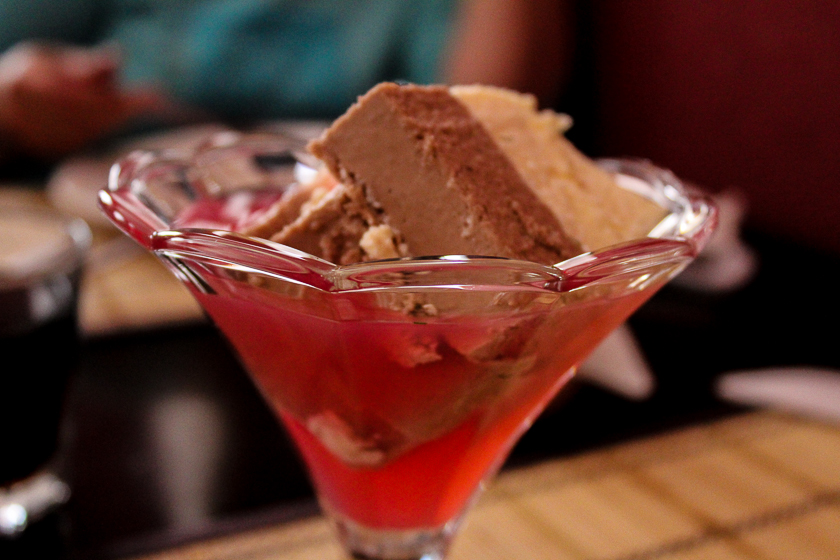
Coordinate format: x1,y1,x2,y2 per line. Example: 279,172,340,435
0,0,458,120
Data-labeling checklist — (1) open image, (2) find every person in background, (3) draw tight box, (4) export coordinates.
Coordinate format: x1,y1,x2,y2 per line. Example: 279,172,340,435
0,42,168,160
0,0,570,163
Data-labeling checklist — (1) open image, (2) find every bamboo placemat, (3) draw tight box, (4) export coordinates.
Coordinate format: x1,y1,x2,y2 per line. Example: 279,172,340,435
130,410,840,560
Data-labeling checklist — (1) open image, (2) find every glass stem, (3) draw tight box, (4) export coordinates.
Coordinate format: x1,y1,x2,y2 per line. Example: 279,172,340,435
332,511,460,560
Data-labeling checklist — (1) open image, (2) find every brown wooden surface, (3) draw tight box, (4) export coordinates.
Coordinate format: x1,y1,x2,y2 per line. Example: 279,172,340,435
130,411,840,560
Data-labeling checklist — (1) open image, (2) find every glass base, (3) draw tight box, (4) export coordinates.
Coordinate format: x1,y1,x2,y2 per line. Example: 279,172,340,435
0,471,70,537
331,513,461,560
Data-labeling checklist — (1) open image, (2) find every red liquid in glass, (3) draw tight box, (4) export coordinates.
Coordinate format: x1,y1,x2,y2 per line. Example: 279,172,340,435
163,196,668,530
187,271,649,529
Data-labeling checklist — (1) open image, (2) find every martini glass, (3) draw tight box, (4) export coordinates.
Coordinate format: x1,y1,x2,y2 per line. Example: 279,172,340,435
98,132,716,560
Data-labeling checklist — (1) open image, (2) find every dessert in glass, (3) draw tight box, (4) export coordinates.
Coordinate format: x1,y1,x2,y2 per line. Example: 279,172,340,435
98,84,716,560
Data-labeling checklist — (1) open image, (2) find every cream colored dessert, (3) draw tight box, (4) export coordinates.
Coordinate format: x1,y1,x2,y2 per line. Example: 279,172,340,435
450,86,667,252
245,83,666,264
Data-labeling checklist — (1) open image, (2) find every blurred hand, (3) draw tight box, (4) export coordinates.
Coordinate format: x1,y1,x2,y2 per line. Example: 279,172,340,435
0,42,170,160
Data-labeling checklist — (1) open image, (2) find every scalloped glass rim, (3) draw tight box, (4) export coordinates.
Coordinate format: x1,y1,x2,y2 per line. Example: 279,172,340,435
97,132,717,295
96,131,718,560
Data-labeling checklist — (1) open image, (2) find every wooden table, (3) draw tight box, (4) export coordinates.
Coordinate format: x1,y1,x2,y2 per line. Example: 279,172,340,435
130,411,840,560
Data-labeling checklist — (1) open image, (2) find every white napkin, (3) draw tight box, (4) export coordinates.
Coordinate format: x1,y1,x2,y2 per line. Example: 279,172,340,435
577,324,656,400
716,367,840,424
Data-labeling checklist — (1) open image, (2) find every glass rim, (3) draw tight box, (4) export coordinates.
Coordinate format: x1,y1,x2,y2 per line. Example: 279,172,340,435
98,132,717,295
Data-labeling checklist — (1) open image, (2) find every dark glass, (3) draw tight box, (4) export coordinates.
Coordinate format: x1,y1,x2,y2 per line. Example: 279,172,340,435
0,276,81,485
0,205,89,534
